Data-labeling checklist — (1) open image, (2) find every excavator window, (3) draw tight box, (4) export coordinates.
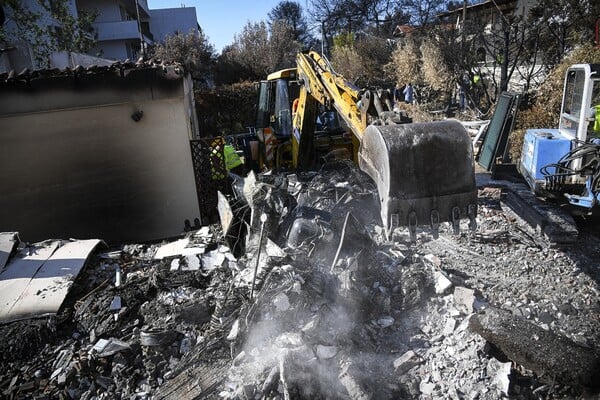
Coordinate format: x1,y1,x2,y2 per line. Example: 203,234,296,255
590,79,600,135
256,78,300,137
256,80,272,129
274,80,292,136
562,69,586,137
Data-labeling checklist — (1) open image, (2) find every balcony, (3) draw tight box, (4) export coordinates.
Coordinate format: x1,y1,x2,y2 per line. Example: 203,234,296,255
94,20,141,41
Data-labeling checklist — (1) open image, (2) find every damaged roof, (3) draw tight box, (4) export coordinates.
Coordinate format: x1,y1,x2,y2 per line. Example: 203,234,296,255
0,58,185,88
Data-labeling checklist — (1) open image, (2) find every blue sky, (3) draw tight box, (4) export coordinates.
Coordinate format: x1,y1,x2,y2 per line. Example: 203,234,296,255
148,0,287,53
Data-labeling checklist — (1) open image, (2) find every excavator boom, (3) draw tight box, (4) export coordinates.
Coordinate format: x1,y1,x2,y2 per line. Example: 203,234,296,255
289,51,477,238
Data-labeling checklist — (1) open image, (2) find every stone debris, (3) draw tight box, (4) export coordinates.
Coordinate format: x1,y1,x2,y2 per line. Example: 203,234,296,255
433,270,453,294
453,286,477,314
0,161,599,399
393,350,422,373
487,357,512,395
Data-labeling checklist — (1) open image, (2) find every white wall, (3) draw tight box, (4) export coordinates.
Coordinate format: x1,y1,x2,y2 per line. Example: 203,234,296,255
149,7,198,42
0,70,201,243
78,0,121,22
89,40,130,60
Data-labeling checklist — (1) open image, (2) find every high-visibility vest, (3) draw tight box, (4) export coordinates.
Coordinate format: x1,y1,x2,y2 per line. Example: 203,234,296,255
224,144,243,170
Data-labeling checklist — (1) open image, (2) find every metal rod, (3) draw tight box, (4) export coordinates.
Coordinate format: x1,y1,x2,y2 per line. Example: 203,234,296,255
250,213,267,299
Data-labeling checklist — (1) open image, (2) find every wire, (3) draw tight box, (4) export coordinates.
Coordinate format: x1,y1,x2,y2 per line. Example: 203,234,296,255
541,140,600,196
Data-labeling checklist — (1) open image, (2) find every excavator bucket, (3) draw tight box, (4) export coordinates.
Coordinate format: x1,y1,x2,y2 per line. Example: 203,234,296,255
358,120,477,240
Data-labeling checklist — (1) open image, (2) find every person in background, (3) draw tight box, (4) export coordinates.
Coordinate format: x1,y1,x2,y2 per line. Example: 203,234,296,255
393,83,403,106
458,83,466,112
403,83,413,104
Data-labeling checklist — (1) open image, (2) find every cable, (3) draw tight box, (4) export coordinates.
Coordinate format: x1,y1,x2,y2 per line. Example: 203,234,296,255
541,140,600,196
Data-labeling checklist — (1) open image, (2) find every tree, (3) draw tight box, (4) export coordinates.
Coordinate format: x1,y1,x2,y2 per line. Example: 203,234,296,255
529,0,600,67
395,0,448,26
218,20,301,82
386,38,422,87
268,1,312,47
0,0,97,67
332,32,394,87
151,28,215,79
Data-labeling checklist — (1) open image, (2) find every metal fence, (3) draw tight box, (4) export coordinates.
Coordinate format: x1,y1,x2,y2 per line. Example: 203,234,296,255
190,137,230,225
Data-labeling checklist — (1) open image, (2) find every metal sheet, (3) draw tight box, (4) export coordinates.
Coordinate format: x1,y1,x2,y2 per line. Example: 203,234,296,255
0,239,100,323
477,93,519,170
0,232,19,271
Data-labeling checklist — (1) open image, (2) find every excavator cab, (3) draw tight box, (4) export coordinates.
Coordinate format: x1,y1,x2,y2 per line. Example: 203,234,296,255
256,68,300,138
255,68,354,170
253,68,300,169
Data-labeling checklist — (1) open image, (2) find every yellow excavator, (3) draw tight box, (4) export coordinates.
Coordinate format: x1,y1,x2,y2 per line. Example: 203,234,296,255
253,50,477,240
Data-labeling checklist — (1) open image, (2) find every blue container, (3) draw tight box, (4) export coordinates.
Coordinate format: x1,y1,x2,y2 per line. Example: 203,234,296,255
519,128,572,192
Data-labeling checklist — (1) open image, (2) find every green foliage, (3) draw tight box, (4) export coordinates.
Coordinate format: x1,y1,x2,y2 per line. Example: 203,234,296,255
0,0,97,67
194,81,258,136
333,32,354,48
510,45,600,161
216,20,301,83
268,1,312,47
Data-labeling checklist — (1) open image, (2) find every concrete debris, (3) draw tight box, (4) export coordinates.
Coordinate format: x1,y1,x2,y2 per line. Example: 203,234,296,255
487,357,512,395
0,232,19,271
1,162,600,400
153,237,205,259
453,286,477,314
316,344,338,359
423,253,441,268
393,350,422,373
433,270,453,294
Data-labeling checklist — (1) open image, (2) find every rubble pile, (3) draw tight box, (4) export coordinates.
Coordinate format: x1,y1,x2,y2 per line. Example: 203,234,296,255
1,161,599,399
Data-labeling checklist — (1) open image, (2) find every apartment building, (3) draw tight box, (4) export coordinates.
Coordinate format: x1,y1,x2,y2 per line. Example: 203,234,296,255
0,0,199,71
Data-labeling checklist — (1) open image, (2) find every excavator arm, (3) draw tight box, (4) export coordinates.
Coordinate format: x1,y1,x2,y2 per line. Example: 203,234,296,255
290,51,477,240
